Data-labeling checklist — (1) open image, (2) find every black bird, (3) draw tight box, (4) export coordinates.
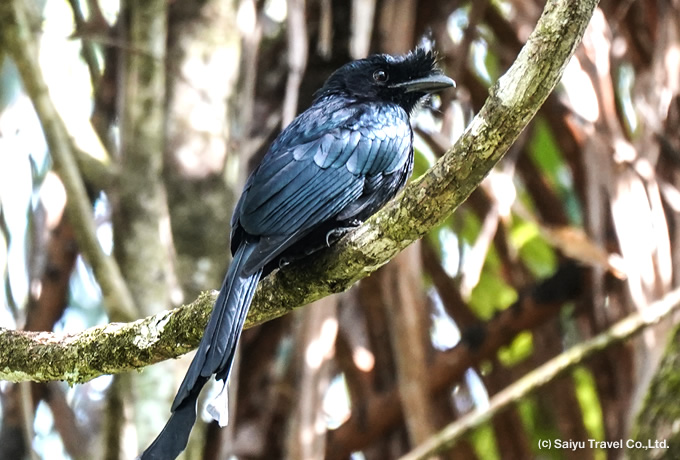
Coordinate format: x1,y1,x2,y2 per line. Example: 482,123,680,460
140,46,454,459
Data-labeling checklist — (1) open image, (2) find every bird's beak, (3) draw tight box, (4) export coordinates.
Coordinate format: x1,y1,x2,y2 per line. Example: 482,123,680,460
390,74,456,93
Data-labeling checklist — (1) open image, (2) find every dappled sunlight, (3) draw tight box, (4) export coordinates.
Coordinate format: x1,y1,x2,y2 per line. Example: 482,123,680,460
305,316,338,370
237,0,257,35
38,172,67,229
40,1,108,165
0,98,39,313
171,44,240,177
323,375,351,429
610,165,659,306
351,346,374,372
562,57,600,123
485,169,516,218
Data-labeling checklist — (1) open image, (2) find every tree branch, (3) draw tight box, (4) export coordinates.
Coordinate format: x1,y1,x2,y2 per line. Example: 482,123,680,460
399,287,680,460
325,261,584,458
0,293,214,384
0,0,598,382
0,0,135,321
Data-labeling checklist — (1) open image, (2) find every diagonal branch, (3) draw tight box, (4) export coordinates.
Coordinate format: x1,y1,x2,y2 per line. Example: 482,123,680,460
399,287,680,460
0,0,599,383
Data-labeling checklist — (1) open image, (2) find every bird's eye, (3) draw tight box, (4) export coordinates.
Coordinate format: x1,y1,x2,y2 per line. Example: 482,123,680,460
373,69,388,83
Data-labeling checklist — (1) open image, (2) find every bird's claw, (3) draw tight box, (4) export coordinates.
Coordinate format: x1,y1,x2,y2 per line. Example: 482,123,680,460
325,220,363,247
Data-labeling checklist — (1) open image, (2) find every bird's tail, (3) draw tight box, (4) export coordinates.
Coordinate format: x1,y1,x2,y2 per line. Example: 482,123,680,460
139,242,262,460
138,382,204,460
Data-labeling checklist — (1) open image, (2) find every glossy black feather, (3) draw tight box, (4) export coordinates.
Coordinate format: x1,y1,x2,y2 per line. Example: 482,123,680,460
235,99,412,273
140,46,453,460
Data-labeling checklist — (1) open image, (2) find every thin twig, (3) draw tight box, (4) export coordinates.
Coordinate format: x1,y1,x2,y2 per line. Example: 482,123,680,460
0,0,136,321
399,287,680,460
281,0,308,126
66,0,102,87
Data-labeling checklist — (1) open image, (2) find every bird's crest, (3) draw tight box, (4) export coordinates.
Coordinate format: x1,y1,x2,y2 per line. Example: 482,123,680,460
314,44,449,114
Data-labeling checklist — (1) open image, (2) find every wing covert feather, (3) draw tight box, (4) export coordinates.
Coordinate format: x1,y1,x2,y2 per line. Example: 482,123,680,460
233,99,412,273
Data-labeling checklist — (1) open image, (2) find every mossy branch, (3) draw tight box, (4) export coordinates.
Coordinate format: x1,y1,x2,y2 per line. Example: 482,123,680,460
0,0,598,383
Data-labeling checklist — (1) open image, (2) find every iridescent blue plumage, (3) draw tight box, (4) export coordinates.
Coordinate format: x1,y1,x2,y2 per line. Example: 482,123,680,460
234,99,413,273
140,46,454,460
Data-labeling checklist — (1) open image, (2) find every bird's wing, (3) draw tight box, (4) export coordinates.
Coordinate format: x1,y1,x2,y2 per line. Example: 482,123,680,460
237,134,365,274
234,103,410,275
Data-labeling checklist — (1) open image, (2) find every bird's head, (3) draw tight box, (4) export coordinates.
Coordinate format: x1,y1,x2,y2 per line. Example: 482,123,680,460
316,47,455,113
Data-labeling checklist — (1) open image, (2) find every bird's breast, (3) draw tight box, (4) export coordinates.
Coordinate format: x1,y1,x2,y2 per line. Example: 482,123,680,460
342,104,412,176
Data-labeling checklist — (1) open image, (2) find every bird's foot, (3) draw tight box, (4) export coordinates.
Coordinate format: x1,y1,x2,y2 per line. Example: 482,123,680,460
325,219,363,247
282,220,365,263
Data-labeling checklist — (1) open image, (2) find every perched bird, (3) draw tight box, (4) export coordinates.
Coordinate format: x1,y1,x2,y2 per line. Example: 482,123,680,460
140,46,454,459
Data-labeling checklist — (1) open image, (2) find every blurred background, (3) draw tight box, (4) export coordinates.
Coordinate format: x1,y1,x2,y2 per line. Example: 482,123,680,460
1,0,680,459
